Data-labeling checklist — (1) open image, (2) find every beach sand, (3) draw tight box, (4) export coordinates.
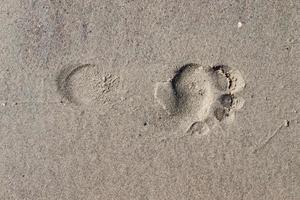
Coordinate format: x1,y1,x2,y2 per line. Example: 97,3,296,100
0,0,299,199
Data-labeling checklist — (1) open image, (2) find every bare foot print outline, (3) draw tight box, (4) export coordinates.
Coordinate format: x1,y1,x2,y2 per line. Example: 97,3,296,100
154,63,245,138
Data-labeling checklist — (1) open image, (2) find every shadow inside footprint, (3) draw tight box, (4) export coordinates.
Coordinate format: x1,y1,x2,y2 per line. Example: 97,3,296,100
57,64,93,104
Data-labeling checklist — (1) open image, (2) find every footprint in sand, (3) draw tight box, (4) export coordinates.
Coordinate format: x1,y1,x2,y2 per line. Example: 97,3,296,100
57,64,120,109
154,63,245,137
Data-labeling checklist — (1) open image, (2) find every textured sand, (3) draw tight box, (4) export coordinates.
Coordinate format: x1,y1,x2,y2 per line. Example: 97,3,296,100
0,0,300,199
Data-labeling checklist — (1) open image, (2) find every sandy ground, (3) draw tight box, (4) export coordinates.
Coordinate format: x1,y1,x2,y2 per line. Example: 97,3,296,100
0,0,300,199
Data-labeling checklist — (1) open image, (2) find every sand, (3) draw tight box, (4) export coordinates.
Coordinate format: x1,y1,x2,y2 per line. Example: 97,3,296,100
0,0,299,199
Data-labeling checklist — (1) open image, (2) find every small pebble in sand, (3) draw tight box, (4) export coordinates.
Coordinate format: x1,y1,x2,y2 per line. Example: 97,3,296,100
284,120,289,127
238,22,243,28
